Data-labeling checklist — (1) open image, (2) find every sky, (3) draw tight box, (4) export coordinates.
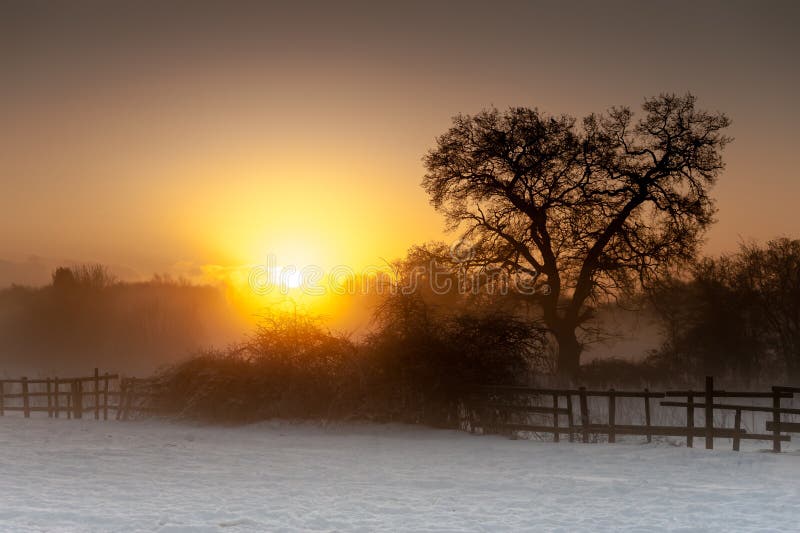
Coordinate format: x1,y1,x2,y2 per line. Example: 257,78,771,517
1,0,799,289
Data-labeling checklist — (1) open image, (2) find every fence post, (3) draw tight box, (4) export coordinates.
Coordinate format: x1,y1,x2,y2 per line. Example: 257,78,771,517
116,379,126,421
46,378,53,417
566,393,575,442
0,381,4,416
771,387,782,453
705,376,714,450
552,393,560,442
122,378,134,421
70,380,76,419
54,377,60,418
94,368,100,420
22,376,30,418
72,380,83,419
643,389,652,443
686,394,694,448
579,387,589,443
608,389,616,443
733,408,742,452
103,373,109,420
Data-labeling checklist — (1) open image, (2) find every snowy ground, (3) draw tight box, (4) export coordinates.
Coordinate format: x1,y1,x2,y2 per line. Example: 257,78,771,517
1,417,799,532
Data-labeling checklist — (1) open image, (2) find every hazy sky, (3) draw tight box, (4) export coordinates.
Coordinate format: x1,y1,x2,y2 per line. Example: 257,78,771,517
1,0,798,286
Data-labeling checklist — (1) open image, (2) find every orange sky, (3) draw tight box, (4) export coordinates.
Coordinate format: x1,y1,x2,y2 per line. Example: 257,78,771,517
1,1,799,291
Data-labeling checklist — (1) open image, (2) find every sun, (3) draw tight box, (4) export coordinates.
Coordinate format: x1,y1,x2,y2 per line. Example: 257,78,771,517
248,266,304,291
275,267,303,289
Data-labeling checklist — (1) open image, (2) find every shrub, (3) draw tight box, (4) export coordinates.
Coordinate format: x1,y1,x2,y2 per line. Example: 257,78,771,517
152,301,549,426
152,313,359,422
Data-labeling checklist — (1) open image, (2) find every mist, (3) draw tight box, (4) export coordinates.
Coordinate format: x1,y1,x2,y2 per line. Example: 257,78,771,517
0,265,246,377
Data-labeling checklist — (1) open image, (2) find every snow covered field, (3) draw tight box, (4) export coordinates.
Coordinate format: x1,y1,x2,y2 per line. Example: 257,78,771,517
1,417,798,532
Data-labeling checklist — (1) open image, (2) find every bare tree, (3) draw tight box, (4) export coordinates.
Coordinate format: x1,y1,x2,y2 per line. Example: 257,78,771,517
423,93,730,378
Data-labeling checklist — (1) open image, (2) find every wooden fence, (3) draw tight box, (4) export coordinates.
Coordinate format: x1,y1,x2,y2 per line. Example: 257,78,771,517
0,369,155,421
3,370,798,453
465,377,800,452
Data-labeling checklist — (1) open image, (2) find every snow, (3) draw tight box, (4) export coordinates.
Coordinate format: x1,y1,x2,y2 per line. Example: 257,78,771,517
1,417,799,532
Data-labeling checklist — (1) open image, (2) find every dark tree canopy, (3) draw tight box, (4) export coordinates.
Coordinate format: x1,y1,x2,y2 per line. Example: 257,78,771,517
423,93,731,377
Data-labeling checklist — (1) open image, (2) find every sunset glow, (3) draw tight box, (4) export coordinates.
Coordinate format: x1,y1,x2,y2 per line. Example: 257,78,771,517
1,1,798,334
2,3,800,530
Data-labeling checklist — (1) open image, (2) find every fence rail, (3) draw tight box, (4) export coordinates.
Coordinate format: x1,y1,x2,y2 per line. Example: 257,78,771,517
465,376,800,452
0,369,155,421
3,370,799,453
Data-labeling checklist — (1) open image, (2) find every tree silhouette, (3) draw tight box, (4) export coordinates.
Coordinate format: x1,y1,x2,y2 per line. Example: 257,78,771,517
423,93,730,378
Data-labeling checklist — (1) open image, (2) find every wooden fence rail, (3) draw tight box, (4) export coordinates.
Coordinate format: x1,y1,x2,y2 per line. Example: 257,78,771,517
3,370,798,453
465,376,800,452
0,369,156,420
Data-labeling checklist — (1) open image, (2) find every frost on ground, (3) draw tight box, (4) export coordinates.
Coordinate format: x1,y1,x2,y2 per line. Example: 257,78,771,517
0,418,798,532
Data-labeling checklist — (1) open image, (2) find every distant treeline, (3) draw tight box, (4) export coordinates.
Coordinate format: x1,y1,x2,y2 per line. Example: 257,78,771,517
0,265,243,376
645,238,800,384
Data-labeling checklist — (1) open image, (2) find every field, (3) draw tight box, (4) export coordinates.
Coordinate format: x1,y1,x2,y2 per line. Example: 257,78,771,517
1,417,798,532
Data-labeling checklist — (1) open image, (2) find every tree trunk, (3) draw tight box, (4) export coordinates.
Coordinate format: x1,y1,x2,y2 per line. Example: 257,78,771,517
553,326,582,380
